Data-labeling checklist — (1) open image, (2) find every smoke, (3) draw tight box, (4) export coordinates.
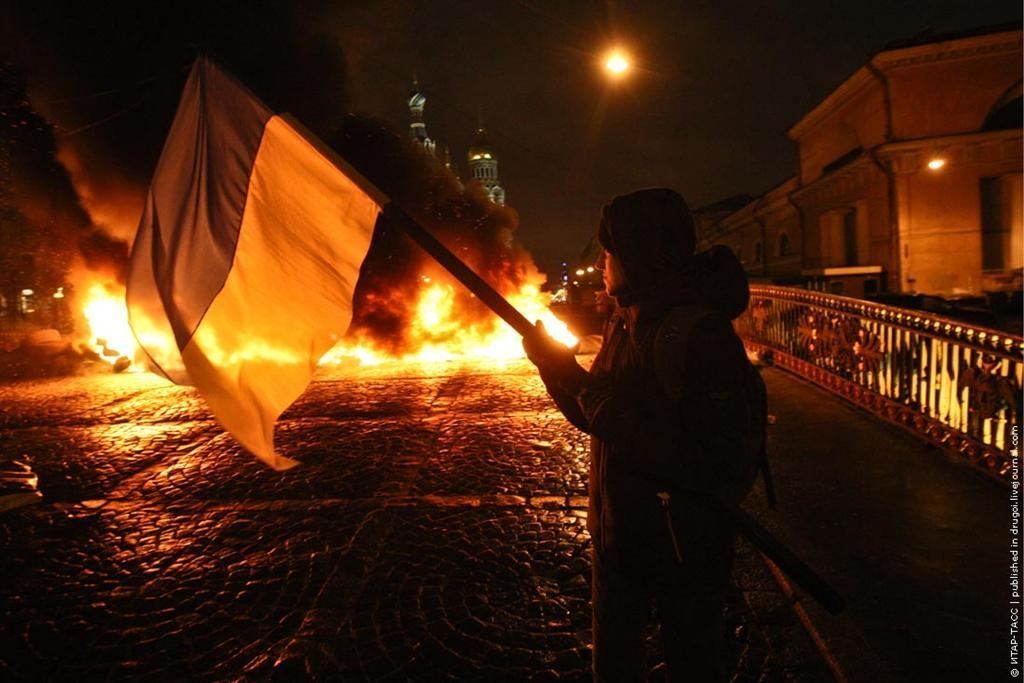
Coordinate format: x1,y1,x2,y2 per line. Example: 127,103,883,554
328,115,544,354
0,60,129,329
53,144,144,244
1,0,357,335
3,0,356,244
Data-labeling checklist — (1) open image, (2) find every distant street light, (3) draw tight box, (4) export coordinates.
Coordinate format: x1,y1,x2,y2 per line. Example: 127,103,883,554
604,50,630,78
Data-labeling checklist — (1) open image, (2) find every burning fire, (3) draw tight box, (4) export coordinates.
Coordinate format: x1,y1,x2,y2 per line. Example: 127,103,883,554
321,277,577,366
80,282,139,366
74,274,575,373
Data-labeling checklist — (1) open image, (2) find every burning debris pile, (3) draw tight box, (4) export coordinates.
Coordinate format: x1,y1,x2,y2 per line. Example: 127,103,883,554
0,283,136,379
322,116,574,365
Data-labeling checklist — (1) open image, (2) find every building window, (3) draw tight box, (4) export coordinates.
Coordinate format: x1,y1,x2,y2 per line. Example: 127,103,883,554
981,174,1024,271
983,96,1022,131
754,241,763,264
778,232,791,257
983,81,1023,132
821,208,858,267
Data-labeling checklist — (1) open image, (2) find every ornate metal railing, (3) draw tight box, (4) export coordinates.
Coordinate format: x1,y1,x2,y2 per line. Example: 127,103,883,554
736,286,1023,481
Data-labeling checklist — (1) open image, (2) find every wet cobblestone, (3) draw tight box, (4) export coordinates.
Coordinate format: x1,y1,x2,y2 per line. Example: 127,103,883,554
0,373,165,427
0,359,827,680
413,414,589,498
150,418,435,502
283,379,440,420
0,422,215,501
0,503,374,681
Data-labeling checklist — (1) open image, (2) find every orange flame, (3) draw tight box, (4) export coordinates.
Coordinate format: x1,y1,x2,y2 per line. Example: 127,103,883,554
75,275,575,373
321,277,576,366
80,282,139,367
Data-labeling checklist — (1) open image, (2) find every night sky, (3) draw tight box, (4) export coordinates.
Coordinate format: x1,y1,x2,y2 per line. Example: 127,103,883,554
3,0,1021,277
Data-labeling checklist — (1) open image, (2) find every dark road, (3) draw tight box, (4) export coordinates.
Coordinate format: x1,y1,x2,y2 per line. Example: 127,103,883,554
748,368,1005,682
0,357,1003,680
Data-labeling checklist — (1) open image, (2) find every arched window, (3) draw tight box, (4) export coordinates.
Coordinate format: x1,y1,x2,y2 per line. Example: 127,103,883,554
754,241,763,263
778,232,791,257
983,81,1023,131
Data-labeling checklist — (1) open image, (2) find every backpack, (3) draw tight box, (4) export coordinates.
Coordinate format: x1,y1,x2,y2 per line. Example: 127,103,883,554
652,304,775,508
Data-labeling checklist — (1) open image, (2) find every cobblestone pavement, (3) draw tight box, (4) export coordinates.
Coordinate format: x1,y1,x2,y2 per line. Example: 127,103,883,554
0,360,830,681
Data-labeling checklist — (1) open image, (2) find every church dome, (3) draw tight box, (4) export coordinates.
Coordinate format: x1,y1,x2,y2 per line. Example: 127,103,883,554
468,128,495,160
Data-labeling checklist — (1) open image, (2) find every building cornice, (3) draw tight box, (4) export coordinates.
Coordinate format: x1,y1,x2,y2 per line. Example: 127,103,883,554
877,128,1022,174
788,68,876,140
790,128,1022,198
760,177,800,211
788,29,1022,141
872,30,1021,70
707,178,800,239
790,154,878,205
876,127,1022,155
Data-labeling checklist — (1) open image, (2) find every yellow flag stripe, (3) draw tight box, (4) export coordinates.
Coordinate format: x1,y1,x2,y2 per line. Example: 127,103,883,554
181,115,380,469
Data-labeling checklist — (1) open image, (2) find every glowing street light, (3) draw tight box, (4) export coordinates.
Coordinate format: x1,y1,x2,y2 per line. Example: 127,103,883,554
604,50,630,78
927,157,946,171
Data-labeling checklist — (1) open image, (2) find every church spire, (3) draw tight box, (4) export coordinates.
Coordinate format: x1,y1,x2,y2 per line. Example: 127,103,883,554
408,77,435,155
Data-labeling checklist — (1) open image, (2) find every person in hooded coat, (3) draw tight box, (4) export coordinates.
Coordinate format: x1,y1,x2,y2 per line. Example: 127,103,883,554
524,188,756,681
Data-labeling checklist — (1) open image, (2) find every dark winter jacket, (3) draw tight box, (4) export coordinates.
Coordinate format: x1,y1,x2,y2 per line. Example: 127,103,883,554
544,190,752,578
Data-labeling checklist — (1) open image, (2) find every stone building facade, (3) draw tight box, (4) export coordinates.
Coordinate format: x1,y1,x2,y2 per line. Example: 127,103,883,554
696,25,1022,299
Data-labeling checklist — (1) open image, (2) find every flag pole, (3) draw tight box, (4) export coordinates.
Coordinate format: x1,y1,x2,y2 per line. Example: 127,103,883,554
384,204,535,338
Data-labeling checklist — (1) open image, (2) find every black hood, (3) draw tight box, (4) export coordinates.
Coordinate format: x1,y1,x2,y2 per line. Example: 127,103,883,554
598,188,749,320
598,188,695,297
691,244,750,320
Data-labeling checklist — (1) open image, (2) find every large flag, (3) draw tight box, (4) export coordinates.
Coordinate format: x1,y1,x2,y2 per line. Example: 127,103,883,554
127,58,384,470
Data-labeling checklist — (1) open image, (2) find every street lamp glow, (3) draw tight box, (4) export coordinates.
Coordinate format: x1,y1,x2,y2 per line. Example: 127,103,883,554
605,51,630,77
927,158,946,171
